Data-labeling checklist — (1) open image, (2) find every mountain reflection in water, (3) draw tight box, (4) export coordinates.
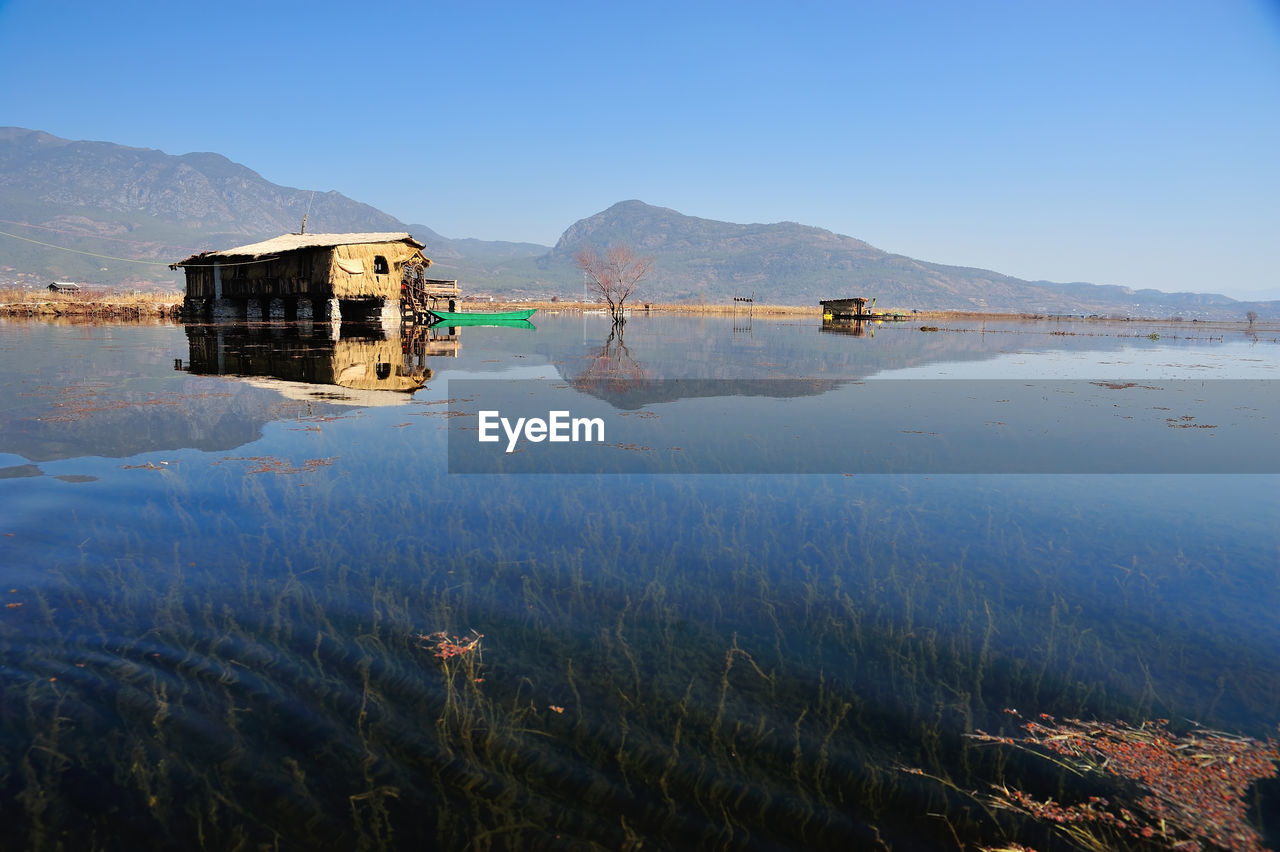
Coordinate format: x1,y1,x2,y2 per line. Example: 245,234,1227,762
0,314,1277,850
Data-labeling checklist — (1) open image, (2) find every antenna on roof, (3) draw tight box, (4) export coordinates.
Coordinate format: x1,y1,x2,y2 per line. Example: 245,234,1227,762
299,190,316,235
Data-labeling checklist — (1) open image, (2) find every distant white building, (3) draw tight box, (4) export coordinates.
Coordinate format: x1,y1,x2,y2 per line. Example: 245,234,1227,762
48,282,81,293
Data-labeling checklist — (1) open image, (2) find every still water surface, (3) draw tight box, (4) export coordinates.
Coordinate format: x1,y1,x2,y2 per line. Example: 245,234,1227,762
1,314,1277,849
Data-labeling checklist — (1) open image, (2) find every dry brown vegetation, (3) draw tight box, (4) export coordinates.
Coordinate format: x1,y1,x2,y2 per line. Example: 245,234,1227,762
2,288,1272,331
969,712,1279,852
0,287,183,319
484,300,1275,327
485,299,822,316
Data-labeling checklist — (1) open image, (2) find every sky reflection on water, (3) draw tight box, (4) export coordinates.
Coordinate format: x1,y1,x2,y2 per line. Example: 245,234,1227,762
0,315,1277,849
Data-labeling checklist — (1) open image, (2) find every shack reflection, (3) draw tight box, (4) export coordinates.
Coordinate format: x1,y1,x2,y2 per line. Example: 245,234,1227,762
820,317,872,337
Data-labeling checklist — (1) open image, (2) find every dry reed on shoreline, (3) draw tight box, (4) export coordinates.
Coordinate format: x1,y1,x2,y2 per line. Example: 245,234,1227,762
0,287,182,318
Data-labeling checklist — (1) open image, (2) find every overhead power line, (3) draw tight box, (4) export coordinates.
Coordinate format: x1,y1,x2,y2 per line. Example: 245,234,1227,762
0,229,274,269
0,229,175,266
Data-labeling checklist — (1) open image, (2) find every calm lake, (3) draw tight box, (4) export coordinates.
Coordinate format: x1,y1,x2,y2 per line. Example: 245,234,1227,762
1,313,1277,850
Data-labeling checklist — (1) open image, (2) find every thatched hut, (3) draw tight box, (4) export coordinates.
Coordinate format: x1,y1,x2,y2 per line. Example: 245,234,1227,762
172,232,453,323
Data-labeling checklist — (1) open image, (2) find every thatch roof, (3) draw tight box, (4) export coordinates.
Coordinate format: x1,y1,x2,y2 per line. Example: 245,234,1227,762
172,232,424,267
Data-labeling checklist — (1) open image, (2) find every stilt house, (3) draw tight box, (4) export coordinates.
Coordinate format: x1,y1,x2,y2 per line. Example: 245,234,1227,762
172,232,453,322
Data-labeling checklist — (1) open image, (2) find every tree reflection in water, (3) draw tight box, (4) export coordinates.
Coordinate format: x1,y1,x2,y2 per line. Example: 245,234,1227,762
572,326,650,393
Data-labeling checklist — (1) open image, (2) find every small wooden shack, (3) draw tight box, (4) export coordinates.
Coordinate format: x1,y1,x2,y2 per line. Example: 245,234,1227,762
48,282,82,293
172,232,456,323
820,297,871,319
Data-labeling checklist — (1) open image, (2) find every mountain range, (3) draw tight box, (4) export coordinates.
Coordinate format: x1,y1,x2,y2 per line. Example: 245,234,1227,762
1,127,1273,319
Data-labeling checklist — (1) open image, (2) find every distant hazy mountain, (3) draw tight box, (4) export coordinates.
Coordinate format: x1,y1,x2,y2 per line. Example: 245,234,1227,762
0,128,1273,319
0,127,467,287
538,201,1274,319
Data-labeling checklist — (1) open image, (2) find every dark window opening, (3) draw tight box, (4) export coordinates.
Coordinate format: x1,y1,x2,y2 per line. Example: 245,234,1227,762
338,298,382,323
373,255,389,275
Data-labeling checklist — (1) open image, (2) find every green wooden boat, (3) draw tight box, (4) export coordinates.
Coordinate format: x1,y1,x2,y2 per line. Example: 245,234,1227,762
428,308,536,322
428,317,536,329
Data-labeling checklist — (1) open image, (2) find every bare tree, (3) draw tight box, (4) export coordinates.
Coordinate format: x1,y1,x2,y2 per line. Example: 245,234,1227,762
1246,310,1258,326
574,244,653,325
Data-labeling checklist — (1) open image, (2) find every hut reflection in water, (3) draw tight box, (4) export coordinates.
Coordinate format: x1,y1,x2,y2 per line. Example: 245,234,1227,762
821,317,871,337
181,323,459,403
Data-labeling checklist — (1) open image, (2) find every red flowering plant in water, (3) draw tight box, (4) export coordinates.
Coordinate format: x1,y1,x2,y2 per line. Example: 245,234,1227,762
419,630,484,661
969,710,1279,852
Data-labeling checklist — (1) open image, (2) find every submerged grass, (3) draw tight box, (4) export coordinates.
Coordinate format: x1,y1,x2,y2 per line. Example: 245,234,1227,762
3,469,1276,850
967,713,1280,852
2,322,1278,849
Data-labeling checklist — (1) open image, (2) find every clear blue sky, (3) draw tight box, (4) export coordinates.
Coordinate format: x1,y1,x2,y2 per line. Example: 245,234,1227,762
2,0,1277,299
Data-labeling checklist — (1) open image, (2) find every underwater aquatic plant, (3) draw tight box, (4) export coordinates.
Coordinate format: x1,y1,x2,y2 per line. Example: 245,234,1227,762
419,630,483,660
970,711,1279,852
